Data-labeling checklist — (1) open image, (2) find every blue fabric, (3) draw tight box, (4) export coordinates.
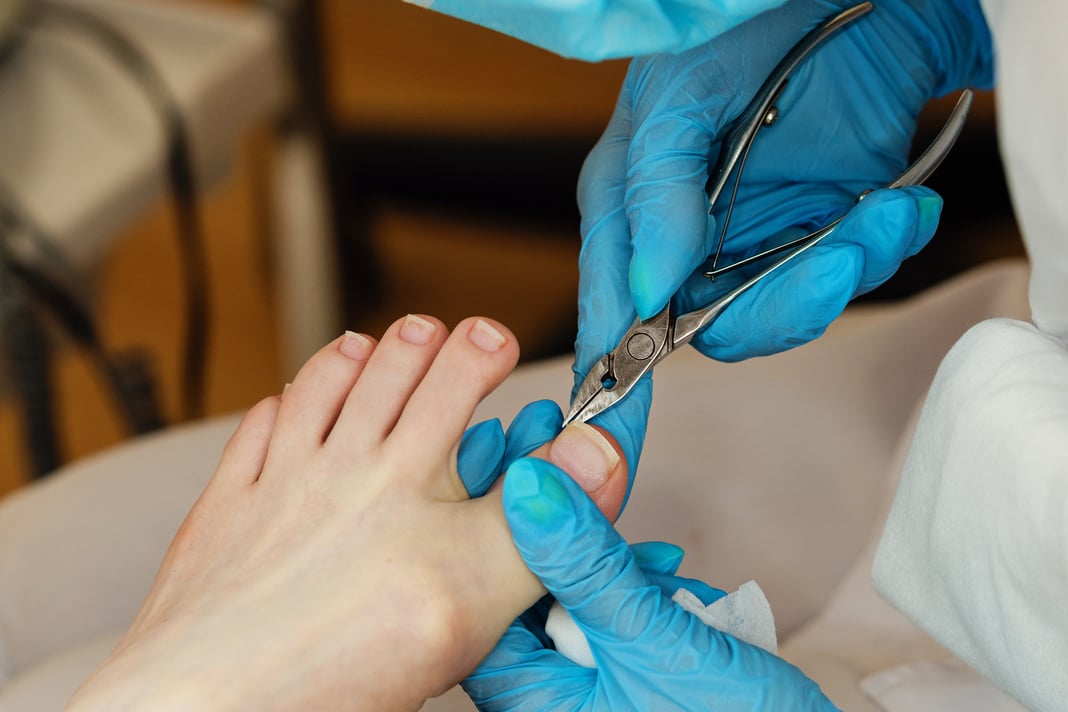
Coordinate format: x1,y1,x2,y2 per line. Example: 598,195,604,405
425,0,787,61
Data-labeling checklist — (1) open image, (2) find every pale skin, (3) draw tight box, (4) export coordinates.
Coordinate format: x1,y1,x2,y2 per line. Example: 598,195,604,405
66,314,629,711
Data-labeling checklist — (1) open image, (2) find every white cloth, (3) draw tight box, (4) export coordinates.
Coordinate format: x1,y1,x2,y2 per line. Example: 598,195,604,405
870,3,1068,711
872,319,1068,712
672,582,777,655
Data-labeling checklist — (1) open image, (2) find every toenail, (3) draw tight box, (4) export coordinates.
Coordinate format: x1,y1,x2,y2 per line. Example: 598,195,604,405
282,382,291,398
400,314,436,345
339,330,373,360
548,422,619,492
469,319,507,352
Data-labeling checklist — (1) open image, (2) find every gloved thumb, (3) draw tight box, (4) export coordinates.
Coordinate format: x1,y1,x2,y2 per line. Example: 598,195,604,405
503,457,663,634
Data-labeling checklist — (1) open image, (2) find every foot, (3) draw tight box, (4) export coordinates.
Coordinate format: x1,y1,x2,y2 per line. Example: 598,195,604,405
67,315,628,711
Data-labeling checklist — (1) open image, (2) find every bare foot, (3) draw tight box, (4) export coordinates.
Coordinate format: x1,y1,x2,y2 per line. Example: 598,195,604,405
67,315,628,711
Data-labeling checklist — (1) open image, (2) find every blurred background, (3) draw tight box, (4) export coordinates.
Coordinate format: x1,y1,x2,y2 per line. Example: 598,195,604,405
0,0,1021,496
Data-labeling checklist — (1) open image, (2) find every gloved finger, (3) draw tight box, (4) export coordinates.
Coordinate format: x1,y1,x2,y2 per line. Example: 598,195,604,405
575,101,637,380
503,457,665,633
689,185,940,361
469,618,557,671
630,541,685,576
518,595,557,649
587,373,651,507
645,571,726,607
464,643,595,712
465,595,565,684
690,243,864,361
577,95,632,235
629,542,726,604
457,418,506,497
575,101,654,502
830,185,942,294
623,87,718,320
503,399,564,469
465,598,594,712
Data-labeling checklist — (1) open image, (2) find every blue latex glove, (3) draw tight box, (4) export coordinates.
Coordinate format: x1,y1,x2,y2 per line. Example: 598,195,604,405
463,457,836,711
416,0,787,61
576,0,994,365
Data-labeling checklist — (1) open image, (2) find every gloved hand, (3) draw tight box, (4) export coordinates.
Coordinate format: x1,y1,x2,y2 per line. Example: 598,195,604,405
415,0,787,61
463,457,836,711
576,0,994,365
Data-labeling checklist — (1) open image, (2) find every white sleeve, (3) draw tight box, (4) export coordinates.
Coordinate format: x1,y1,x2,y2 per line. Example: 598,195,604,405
872,318,1068,712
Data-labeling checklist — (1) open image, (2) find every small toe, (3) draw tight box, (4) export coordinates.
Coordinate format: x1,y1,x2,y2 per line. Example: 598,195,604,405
264,332,375,470
214,396,281,487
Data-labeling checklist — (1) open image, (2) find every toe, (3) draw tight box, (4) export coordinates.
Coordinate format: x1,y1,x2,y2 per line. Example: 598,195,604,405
384,317,520,485
215,396,281,487
265,332,376,470
330,314,449,453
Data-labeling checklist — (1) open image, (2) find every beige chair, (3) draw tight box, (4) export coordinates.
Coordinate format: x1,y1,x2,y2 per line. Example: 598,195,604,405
0,0,287,475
